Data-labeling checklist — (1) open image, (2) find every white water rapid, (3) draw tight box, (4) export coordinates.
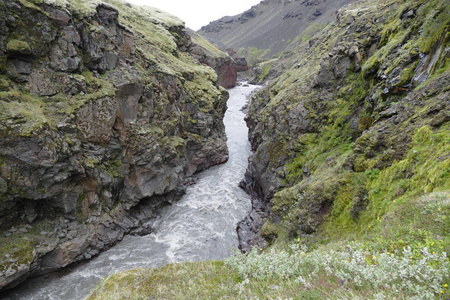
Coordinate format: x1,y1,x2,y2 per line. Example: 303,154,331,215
3,84,259,300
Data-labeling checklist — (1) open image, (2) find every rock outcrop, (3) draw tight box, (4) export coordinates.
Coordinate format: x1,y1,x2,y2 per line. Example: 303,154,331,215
188,29,238,89
244,0,449,244
0,0,230,289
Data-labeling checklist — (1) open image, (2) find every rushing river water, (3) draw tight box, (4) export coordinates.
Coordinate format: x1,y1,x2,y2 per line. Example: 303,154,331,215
4,84,259,300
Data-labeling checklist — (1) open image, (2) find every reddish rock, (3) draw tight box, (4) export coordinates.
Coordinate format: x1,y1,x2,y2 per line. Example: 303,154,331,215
217,60,237,89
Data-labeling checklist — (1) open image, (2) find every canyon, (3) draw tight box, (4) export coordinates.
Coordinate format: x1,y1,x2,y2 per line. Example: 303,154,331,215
1,0,449,298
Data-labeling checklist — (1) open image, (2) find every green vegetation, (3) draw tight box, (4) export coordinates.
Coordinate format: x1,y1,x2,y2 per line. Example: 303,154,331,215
362,0,449,77
226,239,449,299
89,190,450,299
6,39,32,55
0,91,48,137
0,238,36,272
0,219,57,275
256,61,272,82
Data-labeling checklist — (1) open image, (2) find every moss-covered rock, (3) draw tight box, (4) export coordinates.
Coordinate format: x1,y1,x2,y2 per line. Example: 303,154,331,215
6,40,32,55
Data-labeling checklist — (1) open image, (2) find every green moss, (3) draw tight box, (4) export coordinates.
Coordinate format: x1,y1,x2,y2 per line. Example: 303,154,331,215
6,39,32,55
0,77,10,91
182,72,222,111
418,5,450,54
261,221,286,242
0,57,7,74
360,0,449,80
83,157,101,169
257,63,271,82
0,90,48,137
104,157,124,178
18,0,42,12
0,237,37,273
396,61,419,86
291,22,327,46
284,78,361,184
319,123,450,241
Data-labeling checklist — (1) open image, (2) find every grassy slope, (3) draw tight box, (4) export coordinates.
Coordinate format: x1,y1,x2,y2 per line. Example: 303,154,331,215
88,0,450,298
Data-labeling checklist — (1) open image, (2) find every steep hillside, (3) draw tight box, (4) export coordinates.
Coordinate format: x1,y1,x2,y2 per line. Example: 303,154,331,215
245,0,450,244
89,0,450,298
0,0,234,290
198,0,355,58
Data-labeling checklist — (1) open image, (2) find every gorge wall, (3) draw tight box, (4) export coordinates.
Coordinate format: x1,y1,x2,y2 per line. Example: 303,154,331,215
0,0,235,289
243,0,449,244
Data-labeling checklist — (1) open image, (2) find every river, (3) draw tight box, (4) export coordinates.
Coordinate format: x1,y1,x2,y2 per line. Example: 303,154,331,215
3,83,259,300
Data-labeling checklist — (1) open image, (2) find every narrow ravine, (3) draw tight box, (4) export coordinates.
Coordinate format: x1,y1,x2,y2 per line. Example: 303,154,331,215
4,84,259,300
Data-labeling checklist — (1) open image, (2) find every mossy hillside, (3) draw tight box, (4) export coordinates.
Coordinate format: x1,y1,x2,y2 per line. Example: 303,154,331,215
248,22,329,84
289,22,328,47
246,0,449,244
320,122,450,243
9,0,221,96
362,0,450,78
87,260,339,300
262,71,449,247
88,0,221,83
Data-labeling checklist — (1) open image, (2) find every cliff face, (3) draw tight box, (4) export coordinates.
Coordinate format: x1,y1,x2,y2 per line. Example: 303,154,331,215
0,0,230,289
245,0,449,242
188,29,238,89
198,0,355,58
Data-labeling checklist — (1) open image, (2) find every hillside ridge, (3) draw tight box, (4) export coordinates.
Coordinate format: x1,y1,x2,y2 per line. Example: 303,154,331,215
198,0,355,58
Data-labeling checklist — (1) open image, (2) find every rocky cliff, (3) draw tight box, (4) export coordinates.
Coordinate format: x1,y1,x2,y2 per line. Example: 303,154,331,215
244,0,449,244
188,29,238,89
0,0,233,289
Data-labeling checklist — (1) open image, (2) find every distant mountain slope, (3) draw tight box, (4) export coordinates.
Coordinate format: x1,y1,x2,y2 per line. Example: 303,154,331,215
198,0,355,57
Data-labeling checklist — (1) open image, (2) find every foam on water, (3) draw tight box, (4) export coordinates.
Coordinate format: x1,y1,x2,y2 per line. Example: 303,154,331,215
4,84,259,300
